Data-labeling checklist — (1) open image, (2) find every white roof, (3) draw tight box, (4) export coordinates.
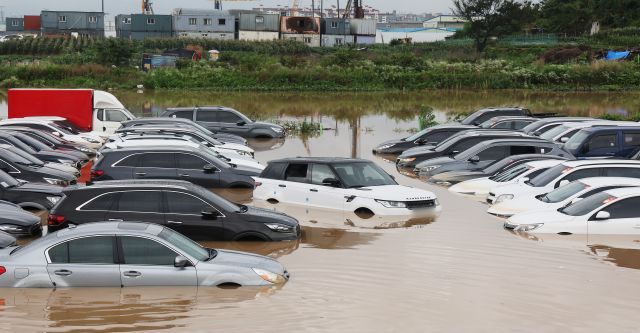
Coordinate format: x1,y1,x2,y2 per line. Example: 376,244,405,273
94,90,125,109
578,177,640,187
524,159,566,169
603,187,640,197
563,159,640,167
561,120,640,129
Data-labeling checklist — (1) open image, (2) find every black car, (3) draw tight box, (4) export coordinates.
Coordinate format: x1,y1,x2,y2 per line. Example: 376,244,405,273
428,154,571,185
521,117,594,136
478,116,538,130
47,180,300,241
373,124,476,155
0,131,85,168
459,107,556,126
5,130,91,163
415,138,571,179
5,127,98,157
0,169,64,210
119,117,248,145
92,146,256,188
161,106,285,138
0,200,42,236
0,146,77,186
396,130,533,172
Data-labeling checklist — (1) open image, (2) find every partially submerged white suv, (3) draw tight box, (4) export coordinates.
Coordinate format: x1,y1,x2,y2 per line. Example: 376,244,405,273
253,157,441,218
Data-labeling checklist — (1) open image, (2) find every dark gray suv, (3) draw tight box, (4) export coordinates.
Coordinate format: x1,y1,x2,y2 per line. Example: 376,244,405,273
161,106,285,138
91,146,256,189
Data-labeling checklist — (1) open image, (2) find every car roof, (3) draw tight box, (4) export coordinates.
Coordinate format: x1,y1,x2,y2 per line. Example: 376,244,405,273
534,117,594,124
420,123,476,130
578,177,640,187
475,107,527,113
473,138,548,146
75,179,197,191
123,117,194,124
603,187,640,198
119,126,199,133
524,159,567,168
101,145,202,154
454,129,528,136
577,125,640,133
269,157,369,164
562,159,640,167
54,221,164,239
166,106,237,111
487,116,535,121
560,120,638,128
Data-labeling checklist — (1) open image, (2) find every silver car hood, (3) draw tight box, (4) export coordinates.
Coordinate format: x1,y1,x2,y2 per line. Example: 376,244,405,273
207,249,285,275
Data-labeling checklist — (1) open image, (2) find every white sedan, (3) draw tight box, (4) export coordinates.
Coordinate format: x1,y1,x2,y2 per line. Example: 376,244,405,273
504,187,640,235
488,177,640,217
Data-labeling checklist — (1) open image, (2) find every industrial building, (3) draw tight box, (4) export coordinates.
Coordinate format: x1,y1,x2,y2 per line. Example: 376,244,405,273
5,17,24,32
280,16,321,47
40,11,104,38
173,8,235,40
350,19,376,44
321,18,354,47
238,13,280,41
129,14,173,40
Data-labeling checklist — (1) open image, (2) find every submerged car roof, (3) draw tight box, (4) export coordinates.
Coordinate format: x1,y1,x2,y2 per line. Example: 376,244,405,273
101,145,202,154
269,157,369,164
166,106,238,111
577,177,640,187
561,159,640,168
54,222,165,238
531,117,594,124
122,117,196,125
602,187,640,198
524,159,568,168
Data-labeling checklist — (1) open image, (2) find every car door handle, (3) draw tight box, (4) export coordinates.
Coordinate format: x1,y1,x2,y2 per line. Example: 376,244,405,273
135,172,146,176
310,189,318,192
278,184,286,188
179,174,190,177
123,271,142,278
108,218,124,222
54,269,72,276
168,220,183,225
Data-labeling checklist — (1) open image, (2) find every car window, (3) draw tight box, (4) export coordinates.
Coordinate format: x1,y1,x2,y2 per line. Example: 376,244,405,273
140,153,175,169
558,168,602,186
492,121,512,129
115,154,140,167
311,164,338,185
513,120,533,130
0,159,19,173
48,236,115,264
452,138,483,153
176,153,208,170
525,167,549,180
623,132,640,147
585,134,617,152
116,191,163,213
262,162,287,179
425,131,452,143
477,146,508,160
120,236,178,265
196,111,217,122
563,129,580,140
284,163,309,183
105,110,129,122
510,146,537,155
602,197,640,219
578,186,624,199
217,111,243,124
96,109,104,121
165,191,213,215
333,162,396,187
171,110,194,120
604,167,640,178
80,192,119,211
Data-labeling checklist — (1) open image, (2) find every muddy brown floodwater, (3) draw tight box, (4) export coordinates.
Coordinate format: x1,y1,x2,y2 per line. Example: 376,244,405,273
2,90,640,333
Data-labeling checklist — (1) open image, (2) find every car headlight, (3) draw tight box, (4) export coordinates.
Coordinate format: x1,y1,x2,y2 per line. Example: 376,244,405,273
377,144,395,150
495,194,514,203
47,196,61,204
82,137,100,144
399,157,416,163
375,199,407,208
514,223,544,232
421,165,441,173
78,147,94,153
265,223,294,233
252,268,286,284
270,127,284,133
0,224,23,232
43,177,68,186
57,159,75,166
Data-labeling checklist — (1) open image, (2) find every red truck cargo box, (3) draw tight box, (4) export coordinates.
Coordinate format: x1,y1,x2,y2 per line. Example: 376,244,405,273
8,89,94,131
23,16,41,31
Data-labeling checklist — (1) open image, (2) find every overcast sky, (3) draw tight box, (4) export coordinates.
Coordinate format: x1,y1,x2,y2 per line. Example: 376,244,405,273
1,0,454,17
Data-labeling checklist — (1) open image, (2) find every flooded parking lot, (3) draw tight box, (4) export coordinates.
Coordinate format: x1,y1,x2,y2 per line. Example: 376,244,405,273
2,90,640,332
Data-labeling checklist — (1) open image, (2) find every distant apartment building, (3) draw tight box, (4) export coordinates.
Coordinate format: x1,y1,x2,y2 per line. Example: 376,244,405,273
238,13,280,41
173,9,234,40
41,11,104,38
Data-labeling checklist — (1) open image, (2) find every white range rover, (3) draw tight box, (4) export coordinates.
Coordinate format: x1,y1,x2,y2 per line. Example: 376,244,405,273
253,157,441,218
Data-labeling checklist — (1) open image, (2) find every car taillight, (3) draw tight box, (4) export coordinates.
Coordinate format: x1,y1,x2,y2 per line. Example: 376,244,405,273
47,214,65,226
0,266,5,276
90,170,104,179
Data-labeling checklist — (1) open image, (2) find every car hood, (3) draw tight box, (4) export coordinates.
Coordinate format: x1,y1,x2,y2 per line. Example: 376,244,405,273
0,230,16,249
231,166,261,177
242,206,299,226
415,156,456,169
253,121,281,129
45,163,80,176
507,209,573,226
376,139,405,148
14,182,64,195
349,185,437,201
488,196,551,216
0,209,40,226
449,177,499,194
36,151,80,162
25,165,76,181
432,170,485,182
398,146,438,158
220,142,254,154
207,249,285,275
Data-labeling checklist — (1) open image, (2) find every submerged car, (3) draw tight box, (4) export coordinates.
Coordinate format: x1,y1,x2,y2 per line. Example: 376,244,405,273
48,180,299,241
373,124,475,155
504,187,640,235
253,157,441,218
119,117,248,145
0,169,63,210
0,222,289,287
0,146,77,186
0,117,104,149
489,177,640,217
0,200,42,236
477,116,537,130
521,117,595,136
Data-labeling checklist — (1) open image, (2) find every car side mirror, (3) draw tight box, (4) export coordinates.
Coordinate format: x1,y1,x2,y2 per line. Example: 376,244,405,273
469,155,480,163
237,121,246,126
594,211,610,220
558,180,570,187
174,255,189,268
52,132,61,137
202,209,221,220
322,178,341,187
203,164,217,173
560,137,569,143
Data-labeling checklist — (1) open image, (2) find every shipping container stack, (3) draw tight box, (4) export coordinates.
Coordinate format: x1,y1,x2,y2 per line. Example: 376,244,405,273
350,19,376,45
321,18,354,47
238,13,280,41
173,9,235,40
280,16,321,47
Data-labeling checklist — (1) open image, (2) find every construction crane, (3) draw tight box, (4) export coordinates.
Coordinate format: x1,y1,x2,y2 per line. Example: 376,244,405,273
142,0,154,14
291,0,301,16
343,0,364,19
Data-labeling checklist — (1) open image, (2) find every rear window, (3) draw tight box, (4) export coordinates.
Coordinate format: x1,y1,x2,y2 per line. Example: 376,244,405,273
170,110,194,120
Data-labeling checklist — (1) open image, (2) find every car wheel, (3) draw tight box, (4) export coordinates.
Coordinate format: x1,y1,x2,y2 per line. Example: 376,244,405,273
354,208,375,219
217,282,242,289
266,198,279,204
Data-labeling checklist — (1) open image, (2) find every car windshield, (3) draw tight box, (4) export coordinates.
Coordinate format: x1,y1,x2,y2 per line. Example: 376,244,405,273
0,169,19,187
559,192,614,216
2,147,44,166
540,125,570,141
434,135,465,152
13,133,50,151
528,163,567,187
490,164,530,182
539,181,588,203
405,128,432,142
158,227,210,261
52,120,82,135
563,130,591,151
521,121,543,134
332,162,397,188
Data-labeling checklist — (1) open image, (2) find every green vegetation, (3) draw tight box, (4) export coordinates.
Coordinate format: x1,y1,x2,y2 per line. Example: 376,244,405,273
272,119,323,136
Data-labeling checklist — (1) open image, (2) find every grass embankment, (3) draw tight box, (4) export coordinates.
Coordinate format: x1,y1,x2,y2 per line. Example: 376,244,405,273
1,29,640,91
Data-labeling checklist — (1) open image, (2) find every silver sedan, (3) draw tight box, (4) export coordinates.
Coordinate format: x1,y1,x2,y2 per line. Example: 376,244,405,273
0,222,289,288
